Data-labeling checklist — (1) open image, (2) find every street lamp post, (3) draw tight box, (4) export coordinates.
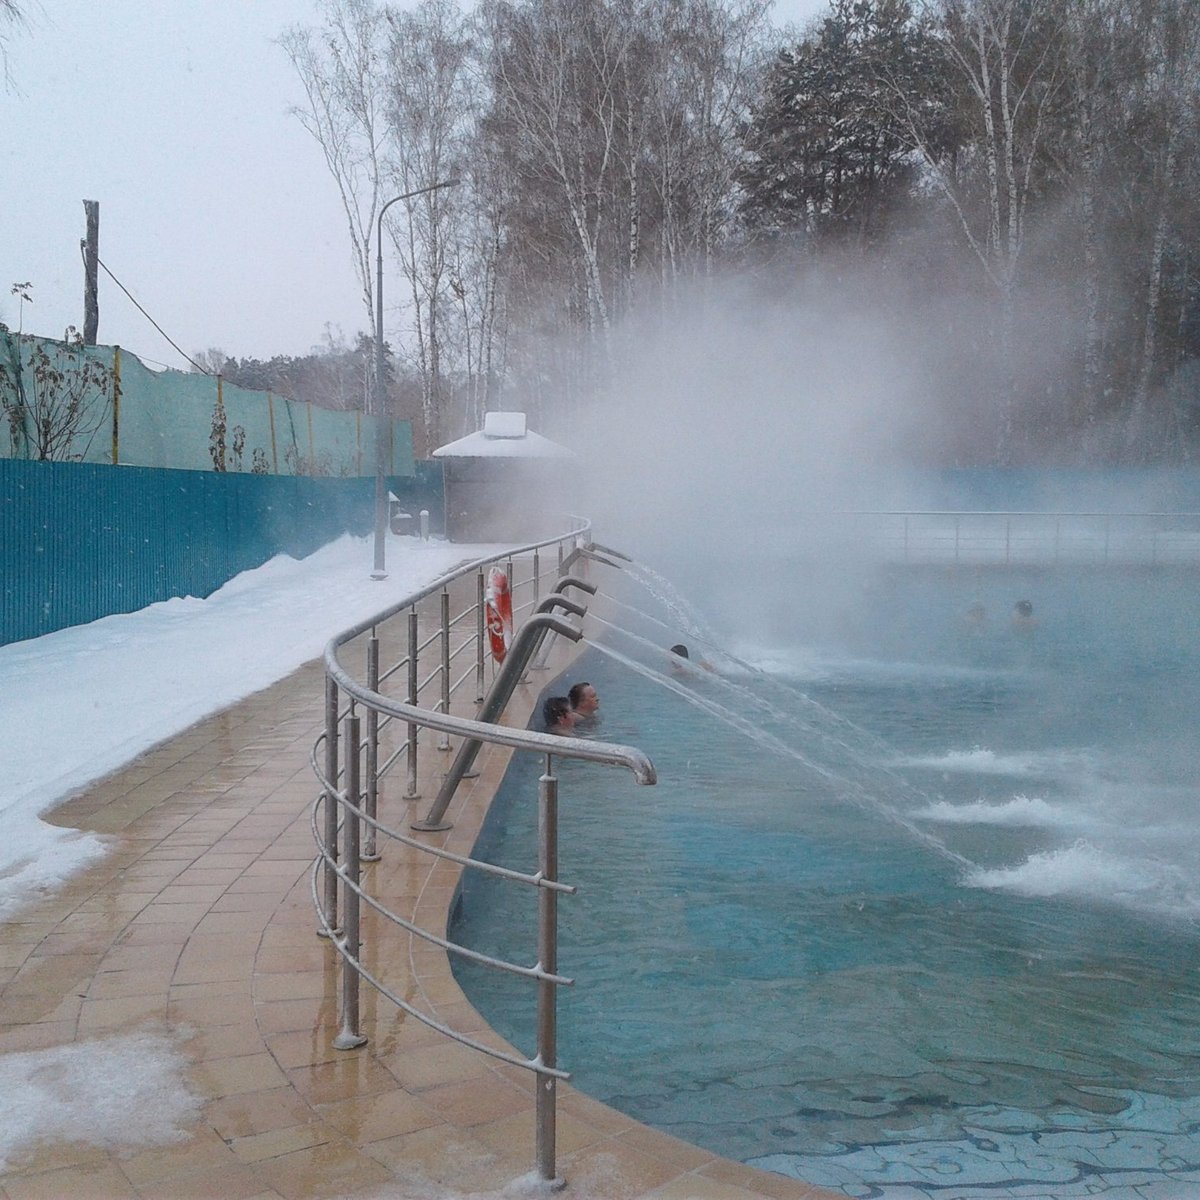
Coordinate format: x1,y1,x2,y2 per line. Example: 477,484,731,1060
372,178,460,579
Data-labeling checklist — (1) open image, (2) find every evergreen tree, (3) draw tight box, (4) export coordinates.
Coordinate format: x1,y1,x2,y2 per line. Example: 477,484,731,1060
739,0,940,252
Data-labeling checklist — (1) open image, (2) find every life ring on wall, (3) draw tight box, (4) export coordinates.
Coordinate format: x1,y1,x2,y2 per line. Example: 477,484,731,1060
484,567,513,663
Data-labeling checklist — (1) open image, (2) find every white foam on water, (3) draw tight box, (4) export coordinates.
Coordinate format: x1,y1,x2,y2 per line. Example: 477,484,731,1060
896,746,1093,779
735,644,1025,687
0,1028,201,1169
725,643,833,682
912,794,1072,828
964,840,1200,921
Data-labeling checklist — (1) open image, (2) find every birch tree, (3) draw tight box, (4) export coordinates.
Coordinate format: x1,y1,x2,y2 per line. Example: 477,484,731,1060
665,0,772,278
1058,0,1128,426
1125,0,1200,443
447,152,511,433
887,0,1067,456
281,0,389,412
481,0,631,350
384,0,472,449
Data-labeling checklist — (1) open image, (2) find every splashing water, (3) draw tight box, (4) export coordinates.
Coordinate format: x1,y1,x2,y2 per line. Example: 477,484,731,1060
586,637,974,871
622,561,723,649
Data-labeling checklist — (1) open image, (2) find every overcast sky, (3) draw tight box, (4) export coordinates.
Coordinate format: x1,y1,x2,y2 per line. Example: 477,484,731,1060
3,0,827,371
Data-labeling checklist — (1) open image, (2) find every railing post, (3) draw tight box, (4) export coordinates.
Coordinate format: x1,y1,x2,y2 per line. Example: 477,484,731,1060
533,549,540,608
439,588,452,751
405,608,421,799
320,676,340,937
476,568,486,702
334,714,368,1050
363,635,381,862
536,758,563,1189
557,540,564,575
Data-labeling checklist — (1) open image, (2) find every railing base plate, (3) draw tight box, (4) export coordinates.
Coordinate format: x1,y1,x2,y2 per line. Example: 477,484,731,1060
333,1032,368,1050
410,818,453,832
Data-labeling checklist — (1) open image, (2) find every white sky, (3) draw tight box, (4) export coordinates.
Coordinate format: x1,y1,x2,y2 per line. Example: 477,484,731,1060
0,531,503,917
2,0,828,371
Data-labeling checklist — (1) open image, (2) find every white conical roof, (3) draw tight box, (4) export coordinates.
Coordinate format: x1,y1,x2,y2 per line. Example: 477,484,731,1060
432,411,574,459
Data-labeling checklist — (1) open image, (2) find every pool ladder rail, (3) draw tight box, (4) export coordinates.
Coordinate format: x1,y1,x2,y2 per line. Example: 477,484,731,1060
311,524,655,1190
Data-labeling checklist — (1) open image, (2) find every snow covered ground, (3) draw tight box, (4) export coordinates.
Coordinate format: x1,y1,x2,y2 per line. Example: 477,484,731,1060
0,532,507,918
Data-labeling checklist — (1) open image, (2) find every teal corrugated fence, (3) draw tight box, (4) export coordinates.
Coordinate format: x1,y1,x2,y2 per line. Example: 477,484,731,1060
0,459,403,646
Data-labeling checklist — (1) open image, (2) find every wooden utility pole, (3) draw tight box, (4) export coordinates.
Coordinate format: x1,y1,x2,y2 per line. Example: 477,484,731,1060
82,199,99,345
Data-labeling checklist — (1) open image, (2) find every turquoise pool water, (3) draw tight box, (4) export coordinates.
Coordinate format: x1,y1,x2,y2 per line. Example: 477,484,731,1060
451,566,1200,1198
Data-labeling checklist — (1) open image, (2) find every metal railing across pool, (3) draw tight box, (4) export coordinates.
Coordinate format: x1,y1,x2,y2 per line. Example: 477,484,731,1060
310,518,655,1189
787,510,1200,567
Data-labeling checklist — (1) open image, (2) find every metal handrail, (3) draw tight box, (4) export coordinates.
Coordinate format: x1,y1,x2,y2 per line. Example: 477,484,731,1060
311,518,654,1189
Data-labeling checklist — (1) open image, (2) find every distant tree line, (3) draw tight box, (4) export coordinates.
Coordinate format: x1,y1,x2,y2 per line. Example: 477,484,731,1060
269,0,1199,464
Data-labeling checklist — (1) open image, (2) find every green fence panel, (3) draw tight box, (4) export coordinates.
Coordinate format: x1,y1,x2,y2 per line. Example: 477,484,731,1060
307,402,359,476
217,379,277,474
2,334,414,481
0,458,402,646
271,395,305,473
116,350,216,471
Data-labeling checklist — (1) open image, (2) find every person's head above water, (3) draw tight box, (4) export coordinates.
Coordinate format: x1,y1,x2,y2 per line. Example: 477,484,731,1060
669,644,689,659
542,695,575,733
568,681,599,716
1011,599,1038,631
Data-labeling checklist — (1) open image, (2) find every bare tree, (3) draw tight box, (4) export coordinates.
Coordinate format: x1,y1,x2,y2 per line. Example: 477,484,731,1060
663,0,772,279
384,0,472,450
482,0,632,351
448,153,511,434
887,0,1066,455
1126,0,1200,440
281,0,389,411
1059,0,1123,425
1,0,26,90
189,347,229,376
631,0,771,300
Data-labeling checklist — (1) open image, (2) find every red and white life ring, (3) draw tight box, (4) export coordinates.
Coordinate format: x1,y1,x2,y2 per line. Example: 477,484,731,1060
484,567,513,663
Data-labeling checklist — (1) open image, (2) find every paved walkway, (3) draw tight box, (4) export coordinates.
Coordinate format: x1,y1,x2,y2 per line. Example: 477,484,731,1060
0,587,837,1200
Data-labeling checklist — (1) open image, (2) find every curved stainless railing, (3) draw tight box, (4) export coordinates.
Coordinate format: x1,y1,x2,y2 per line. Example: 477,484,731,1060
310,518,655,1188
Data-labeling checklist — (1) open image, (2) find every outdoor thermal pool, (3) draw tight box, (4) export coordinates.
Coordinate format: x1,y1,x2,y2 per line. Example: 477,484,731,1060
451,563,1200,1199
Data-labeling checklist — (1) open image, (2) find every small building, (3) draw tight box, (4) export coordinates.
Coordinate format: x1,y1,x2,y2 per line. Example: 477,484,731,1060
431,412,575,543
